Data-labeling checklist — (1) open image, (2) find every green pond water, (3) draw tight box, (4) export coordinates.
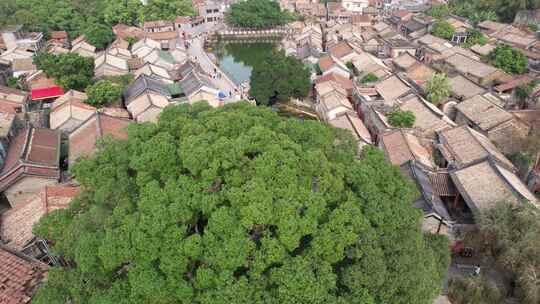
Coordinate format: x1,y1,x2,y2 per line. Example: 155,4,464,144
211,42,276,85
210,41,318,120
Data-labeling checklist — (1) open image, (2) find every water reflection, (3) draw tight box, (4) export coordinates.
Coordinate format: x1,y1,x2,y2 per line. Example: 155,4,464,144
211,42,276,85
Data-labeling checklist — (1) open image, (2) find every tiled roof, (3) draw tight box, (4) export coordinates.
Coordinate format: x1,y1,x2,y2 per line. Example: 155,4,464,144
493,75,534,93
427,170,456,197
0,245,48,304
180,70,217,96
315,73,353,93
406,162,452,221
456,94,514,131
143,20,174,28
0,127,60,191
328,111,372,145
393,52,418,70
144,31,179,41
69,113,131,163
112,24,145,40
444,53,499,79
398,94,454,137
123,74,170,105
438,125,514,170
0,86,28,104
449,75,486,99
318,55,336,71
329,42,354,59
50,91,96,132
375,75,411,102
379,129,434,168
0,193,47,250
451,160,538,212
43,184,79,212
50,31,68,40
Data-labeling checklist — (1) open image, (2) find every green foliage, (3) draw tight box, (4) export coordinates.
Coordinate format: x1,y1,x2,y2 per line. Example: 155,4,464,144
0,0,194,38
487,44,528,74
250,50,310,105
426,4,451,18
448,277,503,304
314,63,322,75
425,73,451,105
431,21,455,40
126,36,138,47
360,73,378,84
103,0,143,26
529,23,539,32
85,74,133,107
515,80,538,109
450,1,498,24
475,202,540,304
228,0,294,29
33,102,449,304
85,80,123,107
463,29,488,48
7,76,19,89
345,61,357,76
33,52,94,91
387,109,416,128
83,23,114,50
141,0,195,21
508,151,534,178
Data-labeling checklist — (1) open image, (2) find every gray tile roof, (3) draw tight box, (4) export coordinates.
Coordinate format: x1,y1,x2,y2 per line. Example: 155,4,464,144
123,74,170,106
180,70,216,96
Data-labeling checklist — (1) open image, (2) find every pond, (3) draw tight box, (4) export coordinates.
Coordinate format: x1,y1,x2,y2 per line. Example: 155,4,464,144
210,41,276,86
208,40,319,120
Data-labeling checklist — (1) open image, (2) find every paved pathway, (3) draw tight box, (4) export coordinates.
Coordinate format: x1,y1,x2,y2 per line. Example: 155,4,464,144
186,36,242,102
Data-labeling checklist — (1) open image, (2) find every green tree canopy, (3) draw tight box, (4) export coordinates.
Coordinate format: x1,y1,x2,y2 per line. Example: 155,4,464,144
474,202,540,304
426,4,451,18
141,0,195,21
463,29,488,48
84,23,115,50
0,0,195,37
425,73,451,105
431,21,455,40
449,277,503,304
33,102,449,304
487,44,528,75
33,52,94,91
103,0,143,26
388,109,416,128
85,80,123,107
250,50,310,106
227,0,294,29
360,73,378,84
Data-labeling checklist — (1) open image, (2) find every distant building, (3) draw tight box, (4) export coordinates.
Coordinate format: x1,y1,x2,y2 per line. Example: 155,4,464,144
0,127,61,207
0,25,44,52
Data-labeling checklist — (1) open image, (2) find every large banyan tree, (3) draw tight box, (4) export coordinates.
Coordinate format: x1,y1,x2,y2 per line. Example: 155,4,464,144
34,102,450,304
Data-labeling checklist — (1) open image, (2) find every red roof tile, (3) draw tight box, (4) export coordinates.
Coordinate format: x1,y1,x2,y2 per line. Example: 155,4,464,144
44,185,79,212
329,42,355,59
49,31,68,40
0,127,60,191
0,245,48,304
315,73,354,94
31,86,64,101
69,113,131,163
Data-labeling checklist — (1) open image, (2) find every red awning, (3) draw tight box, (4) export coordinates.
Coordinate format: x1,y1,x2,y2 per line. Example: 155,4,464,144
31,86,64,101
